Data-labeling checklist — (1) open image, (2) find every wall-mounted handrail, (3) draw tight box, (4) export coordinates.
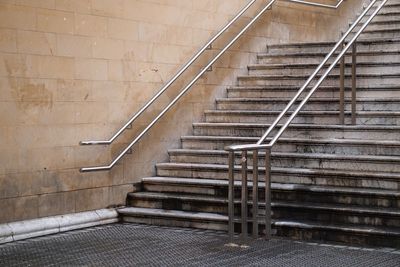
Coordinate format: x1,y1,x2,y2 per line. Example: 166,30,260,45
80,0,346,172
80,0,344,147
225,0,388,241
80,0,259,146
80,0,278,172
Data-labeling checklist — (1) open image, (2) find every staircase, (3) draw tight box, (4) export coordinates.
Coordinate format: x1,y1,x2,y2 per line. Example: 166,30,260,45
119,0,400,248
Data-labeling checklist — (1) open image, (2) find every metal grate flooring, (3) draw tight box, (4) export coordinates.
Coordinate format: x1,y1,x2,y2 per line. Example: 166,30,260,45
1,223,400,267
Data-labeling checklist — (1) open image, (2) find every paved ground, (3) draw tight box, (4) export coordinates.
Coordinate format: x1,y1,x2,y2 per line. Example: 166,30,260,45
1,223,400,267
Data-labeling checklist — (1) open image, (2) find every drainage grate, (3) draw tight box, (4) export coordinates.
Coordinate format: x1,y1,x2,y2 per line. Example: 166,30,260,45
0,223,399,267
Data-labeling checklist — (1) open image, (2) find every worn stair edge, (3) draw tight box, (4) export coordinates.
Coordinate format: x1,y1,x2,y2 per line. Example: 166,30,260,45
142,177,400,197
118,207,400,238
128,191,400,217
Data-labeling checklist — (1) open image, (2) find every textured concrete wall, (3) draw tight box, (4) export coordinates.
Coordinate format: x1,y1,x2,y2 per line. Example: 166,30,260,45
0,0,365,223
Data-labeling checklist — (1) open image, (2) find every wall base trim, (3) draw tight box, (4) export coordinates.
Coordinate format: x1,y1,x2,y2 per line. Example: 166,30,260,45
0,209,119,244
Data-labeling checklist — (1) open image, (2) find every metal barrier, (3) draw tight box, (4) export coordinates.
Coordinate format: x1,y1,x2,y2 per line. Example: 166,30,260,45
225,0,388,241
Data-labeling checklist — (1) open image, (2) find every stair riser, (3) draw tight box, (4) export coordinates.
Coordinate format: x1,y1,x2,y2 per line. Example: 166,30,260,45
143,183,224,196
169,153,400,173
275,208,400,228
354,22,400,32
276,226,400,248
121,213,400,248
267,41,400,54
140,181,400,211
248,65,400,76
128,198,227,214
227,88,400,99
193,126,400,140
127,198,400,228
156,168,400,193
205,114,400,125
122,216,227,231
350,30,400,39
181,140,400,157
237,76,400,87
257,54,400,64
216,101,399,111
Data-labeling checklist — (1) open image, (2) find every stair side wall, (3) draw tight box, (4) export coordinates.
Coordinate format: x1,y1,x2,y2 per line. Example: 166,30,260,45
0,0,368,224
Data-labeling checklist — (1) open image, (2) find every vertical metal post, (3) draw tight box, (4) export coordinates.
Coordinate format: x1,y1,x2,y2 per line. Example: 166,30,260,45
228,151,235,241
351,43,357,125
264,148,272,240
252,150,259,238
241,151,248,241
339,42,345,125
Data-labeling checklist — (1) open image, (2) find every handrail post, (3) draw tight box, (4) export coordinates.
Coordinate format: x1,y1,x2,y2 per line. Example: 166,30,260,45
228,151,235,241
265,147,272,240
252,150,259,238
351,43,357,125
339,42,345,125
241,151,248,242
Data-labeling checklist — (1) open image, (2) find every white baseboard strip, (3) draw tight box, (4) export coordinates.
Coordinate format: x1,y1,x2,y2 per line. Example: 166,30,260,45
0,209,119,244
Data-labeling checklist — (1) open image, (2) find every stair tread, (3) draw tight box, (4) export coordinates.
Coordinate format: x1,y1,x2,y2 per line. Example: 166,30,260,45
118,207,226,221
193,122,400,130
228,85,400,90
238,73,400,79
128,191,400,216
181,135,400,146
118,207,400,236
144,175,400,196
216,97,400,102
157,162,400,180
168,148,400,163
266,37,400,49
257,50,400,58
205,110,400,116
248,62,400,69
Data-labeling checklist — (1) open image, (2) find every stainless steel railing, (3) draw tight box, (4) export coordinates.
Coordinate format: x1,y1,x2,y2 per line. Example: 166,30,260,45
80,0,345,172
225,0,387,241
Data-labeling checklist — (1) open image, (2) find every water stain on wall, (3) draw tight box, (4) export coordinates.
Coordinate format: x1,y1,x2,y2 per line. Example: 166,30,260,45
10,79,53,110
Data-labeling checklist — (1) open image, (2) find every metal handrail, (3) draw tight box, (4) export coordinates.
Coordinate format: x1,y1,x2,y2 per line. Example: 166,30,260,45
80,0,259,146
257,0,384,148
80,0,346,172
80,0,344,147
80,0,278,172
225,0,388,241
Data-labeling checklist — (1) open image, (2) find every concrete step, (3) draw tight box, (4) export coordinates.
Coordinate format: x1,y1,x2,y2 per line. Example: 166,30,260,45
216,97,400,111
237,73,400,87
119,206,400,247
141,177,400,206
168,149,400,173
351,28,400,39
354,19,400,31
204,110,400,125
247,62,400,76
192,122,400,140
127,191,400,228
226,85,400,99
119,207,227,231
156,163,400,191
180,136,400,157
266,38,400,54
257,50,400,64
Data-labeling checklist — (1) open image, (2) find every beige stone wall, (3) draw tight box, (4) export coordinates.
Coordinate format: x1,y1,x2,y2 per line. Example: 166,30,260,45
0,0,366,223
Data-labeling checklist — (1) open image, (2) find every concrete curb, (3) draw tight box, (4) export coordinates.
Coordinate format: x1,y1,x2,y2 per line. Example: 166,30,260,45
0,209,118,244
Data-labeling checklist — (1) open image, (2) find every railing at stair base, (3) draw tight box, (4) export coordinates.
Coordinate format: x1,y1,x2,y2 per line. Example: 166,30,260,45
226,0,388,242
226,144,272,241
